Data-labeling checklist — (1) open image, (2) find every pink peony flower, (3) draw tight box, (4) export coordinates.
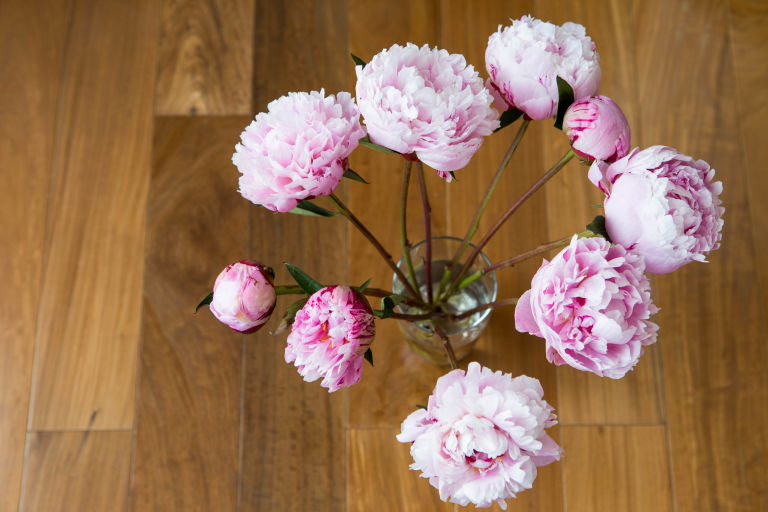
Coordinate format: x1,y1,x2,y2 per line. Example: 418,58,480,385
588,146,725,274
397,362,561,509
233,90,365,212
285,285,375,392
563,95,630,162
515,236,659,379
210,260,276,333
485,16,601,120
355,43,499,174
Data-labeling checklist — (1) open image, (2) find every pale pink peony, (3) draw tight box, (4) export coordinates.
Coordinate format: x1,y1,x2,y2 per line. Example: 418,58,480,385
563,95,630,162
285,285,375,392
588,146,724,274
485,16,601,120
515,236,658,379
397,362,561,509
355,43,499,174
210,261,276,333
233,90,365,212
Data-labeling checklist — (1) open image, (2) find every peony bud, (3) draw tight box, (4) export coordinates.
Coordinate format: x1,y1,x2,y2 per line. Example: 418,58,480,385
589,146,724,274
285,286,376,392
210,261,276,333
563,95,630,162
515,236,659,379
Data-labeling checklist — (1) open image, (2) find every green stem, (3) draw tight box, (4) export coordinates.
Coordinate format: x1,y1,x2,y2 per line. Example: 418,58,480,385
436,119,531,299
433,324,459,370
415,161,433,304
274,284,412,303
328,193,422,302
399,160,422,301
445,148,576,298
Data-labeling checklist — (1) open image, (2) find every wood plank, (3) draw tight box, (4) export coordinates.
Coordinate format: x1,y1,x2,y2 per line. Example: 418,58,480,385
561,426,672,512
0,1,69,509
20,431,132,512
155,0,254,115
633,0,768,509
240,2,349,510
728,0,768,325
348,428,452,512
28,0,161,430
440,2,563,510
535,0,664,425
131,117,247,511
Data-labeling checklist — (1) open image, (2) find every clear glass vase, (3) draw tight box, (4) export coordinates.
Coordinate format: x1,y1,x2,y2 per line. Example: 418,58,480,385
392,236,498,366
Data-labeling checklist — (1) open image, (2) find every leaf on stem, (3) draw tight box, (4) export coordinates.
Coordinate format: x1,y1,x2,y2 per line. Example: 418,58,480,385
357,278,372,293
195,292,213,313
494,108,524,132
284,263,324,295
351,53,367,68
364,348,374,366
554,77,575,130
343,168,369,184
270,297,308,335
586,215,612,243
377,294,405,319
288,199,338,217
359,135,398,154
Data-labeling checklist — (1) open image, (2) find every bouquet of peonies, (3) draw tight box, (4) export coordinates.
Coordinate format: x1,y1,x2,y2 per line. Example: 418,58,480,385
197,15,724,510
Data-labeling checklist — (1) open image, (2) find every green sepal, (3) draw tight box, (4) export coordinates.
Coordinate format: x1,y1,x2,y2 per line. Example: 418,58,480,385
351,53,367,68
416,404,427,410
284,263,324,295
586,215,612,243
270,297,308,335
449,171,458,182
494,108,524,132
375,294,405,319
554,77,575,130
359,135,398,154
195,292,213,313
357,278,372,293
287,199,338,217
344,168,369,184
364,348,374,366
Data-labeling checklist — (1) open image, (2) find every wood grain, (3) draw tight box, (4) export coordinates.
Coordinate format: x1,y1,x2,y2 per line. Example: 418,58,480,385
239,2,349,510
536,0,665,425
728,0,768,325
633,0,768,509
131,117,248,511
28,0,160,430
561,426,672,512
155,0,254,115
348,428,452,512
20,431,132,512
0,1,68,509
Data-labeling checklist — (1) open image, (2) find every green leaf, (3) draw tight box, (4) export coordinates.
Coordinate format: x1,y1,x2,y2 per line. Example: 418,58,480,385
343,168,369,184
449,171,458,182
364,348,374,366
554,76,575,130
284,263,324,295
586,215,612,243
270,297,308,335
195,292,213,313
359,135,398,154
287,199,338,217
416,404,427,410
351,53,367,68
494,108,524,132
377,294,405,319
357,278,372,293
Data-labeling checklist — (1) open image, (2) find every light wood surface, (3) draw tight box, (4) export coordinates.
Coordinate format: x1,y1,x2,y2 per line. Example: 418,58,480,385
2,0,767,510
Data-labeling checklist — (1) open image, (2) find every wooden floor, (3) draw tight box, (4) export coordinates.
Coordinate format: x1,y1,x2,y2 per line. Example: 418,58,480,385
2,0,767,510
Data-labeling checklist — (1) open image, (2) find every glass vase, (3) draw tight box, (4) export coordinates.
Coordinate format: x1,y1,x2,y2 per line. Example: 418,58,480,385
392,236,497,366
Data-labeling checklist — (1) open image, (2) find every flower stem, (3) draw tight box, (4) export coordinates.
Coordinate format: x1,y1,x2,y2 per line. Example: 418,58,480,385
274,284,414,303
436,119,531,299
328,193,422,302
452,297,518,321
399,160,422,301
415,161,433,304
433,324,459,370
445,148,576,297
